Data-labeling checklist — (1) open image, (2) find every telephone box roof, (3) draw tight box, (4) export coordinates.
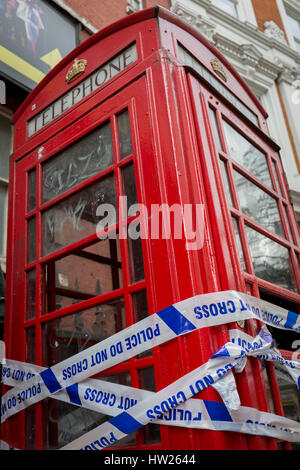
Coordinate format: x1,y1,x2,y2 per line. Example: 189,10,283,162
14,6,267,123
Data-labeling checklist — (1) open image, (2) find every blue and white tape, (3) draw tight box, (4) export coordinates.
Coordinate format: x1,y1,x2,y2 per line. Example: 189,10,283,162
1,290,300,449
60,327,299,449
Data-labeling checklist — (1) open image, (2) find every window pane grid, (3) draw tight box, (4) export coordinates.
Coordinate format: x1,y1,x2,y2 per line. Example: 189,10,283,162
25,104,156,449
211,110,300,294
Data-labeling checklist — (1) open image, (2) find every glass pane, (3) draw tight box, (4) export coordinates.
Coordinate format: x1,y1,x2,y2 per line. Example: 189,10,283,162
287,14,300,39
128,227,145,283
234,170,284,237
283,205,296,244
27,216,36,263
26,327,35,364
274,366,300,450
42,370,133,449
138,367,161,444
117,109,132,159
132,290,152,358
45,237,123,313
261,362,276,413
220,159,234,206
271,159,283,196
122,163,137,208
212,0,238,17
42,121,113,202
132,290,149,322
42,298,126,364
42,174,116,255
26,269,36,320
231,217,247,271
245,226,298,292
25,407,36,450
0,183,7,257
0,114,12,180
28,168,36,212
42,398,110,449
209,107,223,151
223,120,272,186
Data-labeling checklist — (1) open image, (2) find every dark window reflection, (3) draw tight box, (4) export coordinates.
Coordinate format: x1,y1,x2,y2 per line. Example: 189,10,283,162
245,226,298,292
223,120,272,187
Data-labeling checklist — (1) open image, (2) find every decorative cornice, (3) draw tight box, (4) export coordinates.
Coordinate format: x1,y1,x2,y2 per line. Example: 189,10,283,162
171,0,300,85
171,4,216,41
263,20,287,44
213,33,282,80
171,0,300,62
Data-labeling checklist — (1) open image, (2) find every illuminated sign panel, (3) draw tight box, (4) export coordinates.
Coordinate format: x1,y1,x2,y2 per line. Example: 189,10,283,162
0,0,77,90
27,43,138,137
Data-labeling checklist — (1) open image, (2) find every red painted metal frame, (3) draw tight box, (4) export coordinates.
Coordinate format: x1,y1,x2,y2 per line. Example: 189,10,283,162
3,6,300,450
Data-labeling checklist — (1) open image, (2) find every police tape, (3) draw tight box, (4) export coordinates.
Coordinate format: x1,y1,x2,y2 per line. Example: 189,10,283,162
1,290,299,424
2,331,300,449
60,327,300,450
1,290,300,448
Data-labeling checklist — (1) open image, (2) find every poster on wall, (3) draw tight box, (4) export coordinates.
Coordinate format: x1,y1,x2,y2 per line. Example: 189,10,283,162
0,0,78,90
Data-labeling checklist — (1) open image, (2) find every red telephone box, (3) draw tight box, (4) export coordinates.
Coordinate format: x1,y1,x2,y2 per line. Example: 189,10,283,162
3,6,300,450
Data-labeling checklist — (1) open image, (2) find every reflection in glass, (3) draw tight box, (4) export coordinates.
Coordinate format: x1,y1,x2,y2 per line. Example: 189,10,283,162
26,406,36,450
28,168,36,212
26,327,35,364
209,107,223,151
283,205,296,244
138,367,161,444
231,217,247,272
42,298,126,364
117,109,132,159
234,170,284,237
245,226,297,292
271,159,283,196
261,362,276,413
42,122,113,202
27,216,36,263
42,370,134,449
128,226,145,283
122,163,137,208
132,290,152,358
132,290,149,323
42,398,111,449
223,120,272,186
274,364,300,450
26,269,36,320
42,174,116,255
212,0,238,17
45,237,123,313
220,159,234,206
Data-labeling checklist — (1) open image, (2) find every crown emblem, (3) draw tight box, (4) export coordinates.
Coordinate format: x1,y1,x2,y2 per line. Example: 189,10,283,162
66,58,87,84
210,58,227,82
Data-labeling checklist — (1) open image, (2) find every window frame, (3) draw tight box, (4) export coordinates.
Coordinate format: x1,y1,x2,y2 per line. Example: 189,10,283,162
13,83,163,450
208,101,300,298
0,107,13,269
278,0,300,53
